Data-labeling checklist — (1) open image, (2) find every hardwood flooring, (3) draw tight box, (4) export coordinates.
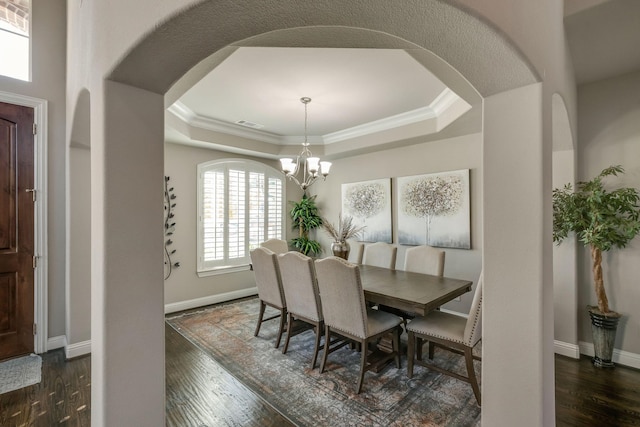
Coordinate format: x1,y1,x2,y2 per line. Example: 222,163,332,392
2,326,640,426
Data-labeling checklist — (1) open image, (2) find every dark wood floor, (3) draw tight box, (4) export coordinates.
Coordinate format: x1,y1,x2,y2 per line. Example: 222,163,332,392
2,325,640,426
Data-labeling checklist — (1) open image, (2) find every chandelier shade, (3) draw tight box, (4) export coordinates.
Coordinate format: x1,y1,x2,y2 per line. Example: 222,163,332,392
280,97,331,191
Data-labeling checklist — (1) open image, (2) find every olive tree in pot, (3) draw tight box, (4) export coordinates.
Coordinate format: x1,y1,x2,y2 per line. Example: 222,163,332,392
289,193,323,256
553,165,640,368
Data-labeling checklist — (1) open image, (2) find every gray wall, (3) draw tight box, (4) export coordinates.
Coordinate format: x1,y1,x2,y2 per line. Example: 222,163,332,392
0,0,67,339
577,70,640,354
163,142,301,308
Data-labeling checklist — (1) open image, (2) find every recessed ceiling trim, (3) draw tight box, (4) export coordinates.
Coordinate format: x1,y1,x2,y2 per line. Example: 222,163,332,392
168,102,283,144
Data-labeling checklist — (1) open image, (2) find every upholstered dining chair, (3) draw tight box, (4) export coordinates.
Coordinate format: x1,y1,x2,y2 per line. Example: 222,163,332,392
249,247,287,348
277,251,324,369
406,273,483,405
260,238,289,254
362,242,397,269
403,245,445,276
314,256,402,394
347,241,364,264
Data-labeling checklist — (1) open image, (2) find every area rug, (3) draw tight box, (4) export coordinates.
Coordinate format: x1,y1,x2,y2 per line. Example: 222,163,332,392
167,298,481,426
0,354,42,395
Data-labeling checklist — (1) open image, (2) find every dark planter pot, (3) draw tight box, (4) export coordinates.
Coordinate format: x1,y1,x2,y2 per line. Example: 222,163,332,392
588,306,621,368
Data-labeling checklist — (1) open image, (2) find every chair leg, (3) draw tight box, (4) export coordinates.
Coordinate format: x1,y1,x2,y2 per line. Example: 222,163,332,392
464,346,481,405
275,308,286,348
393,327,401,369
428,341,435,360
311,322,322,369
320,325,331,374
407,331,415,378
254,300,266,337
356,339,368,394
282,312,294,354
416,337,423,361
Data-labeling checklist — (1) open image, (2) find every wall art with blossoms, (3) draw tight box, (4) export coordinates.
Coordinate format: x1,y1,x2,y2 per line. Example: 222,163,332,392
341,178,392,243
397,169,470,249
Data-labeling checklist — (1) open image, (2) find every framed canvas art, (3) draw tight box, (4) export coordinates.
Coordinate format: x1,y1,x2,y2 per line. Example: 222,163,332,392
397,169,470,249
341,178,392,243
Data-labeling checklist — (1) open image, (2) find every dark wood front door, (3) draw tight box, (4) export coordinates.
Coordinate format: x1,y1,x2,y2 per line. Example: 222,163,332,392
0,102,35,360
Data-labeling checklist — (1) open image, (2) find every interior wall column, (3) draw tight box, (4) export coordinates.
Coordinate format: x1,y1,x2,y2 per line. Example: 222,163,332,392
91,80,165,426
482,83,555,425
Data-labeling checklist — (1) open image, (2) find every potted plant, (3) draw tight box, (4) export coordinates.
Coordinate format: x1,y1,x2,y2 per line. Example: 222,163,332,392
553,165,640,367
321,213,365,259
289,193,323,256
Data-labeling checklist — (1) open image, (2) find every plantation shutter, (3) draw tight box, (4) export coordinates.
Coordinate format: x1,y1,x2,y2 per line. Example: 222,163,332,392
197,159,285,274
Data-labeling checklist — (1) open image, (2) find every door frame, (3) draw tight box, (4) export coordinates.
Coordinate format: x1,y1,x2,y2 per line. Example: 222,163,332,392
0,90,48,354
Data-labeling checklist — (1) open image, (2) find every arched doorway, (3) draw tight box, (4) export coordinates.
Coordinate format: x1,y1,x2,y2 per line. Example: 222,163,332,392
92,2,547,425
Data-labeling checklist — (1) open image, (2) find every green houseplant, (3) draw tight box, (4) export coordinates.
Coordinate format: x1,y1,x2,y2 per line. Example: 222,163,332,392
553,165,640,367
289,193,323,256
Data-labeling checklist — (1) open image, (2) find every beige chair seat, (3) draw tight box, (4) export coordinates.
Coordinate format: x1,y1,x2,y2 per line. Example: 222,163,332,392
366,308,405,337
406,311,466,345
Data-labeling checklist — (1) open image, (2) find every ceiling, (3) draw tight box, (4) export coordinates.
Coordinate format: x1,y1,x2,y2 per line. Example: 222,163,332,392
166,46,471,158
165,0,640,158
565,0,640,85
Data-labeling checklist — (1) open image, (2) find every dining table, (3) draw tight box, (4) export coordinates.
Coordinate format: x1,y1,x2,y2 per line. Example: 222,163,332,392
358,264,473,317
357,264,473,369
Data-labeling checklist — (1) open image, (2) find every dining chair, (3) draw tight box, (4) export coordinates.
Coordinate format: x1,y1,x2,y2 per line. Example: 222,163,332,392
249,247,287,348
314,256,402,394
406,273,483,405
260,238,289,254
403,245,445,276
362,242,397,269
277,251,324,369
347,241,364,264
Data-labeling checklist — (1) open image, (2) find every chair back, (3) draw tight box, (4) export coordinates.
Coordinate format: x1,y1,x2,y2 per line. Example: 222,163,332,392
463,274,483,347
314,257,368,339
362,242,397,269
278,251,323,322
260,238,289,254
404,245,445,276
347,241,364,264
250,247,286,308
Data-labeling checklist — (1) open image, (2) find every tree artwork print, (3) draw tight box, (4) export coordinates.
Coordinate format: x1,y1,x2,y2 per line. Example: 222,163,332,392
397,169,470,249
342,179,392,243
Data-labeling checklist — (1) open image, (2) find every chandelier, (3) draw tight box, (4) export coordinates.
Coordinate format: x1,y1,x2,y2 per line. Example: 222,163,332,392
279,97,332,192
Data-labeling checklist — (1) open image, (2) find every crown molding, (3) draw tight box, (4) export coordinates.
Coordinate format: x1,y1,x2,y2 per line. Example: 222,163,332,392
168,88,464,146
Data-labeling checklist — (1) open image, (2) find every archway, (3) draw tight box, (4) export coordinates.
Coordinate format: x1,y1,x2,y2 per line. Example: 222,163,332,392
94,1,547,425
66,89,92,358
552,92,579,357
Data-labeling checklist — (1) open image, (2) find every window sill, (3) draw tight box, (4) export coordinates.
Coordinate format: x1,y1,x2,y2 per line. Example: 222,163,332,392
197,264,251,278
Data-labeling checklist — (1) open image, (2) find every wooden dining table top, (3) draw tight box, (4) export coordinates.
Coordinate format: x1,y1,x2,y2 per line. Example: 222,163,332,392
358,264,473,317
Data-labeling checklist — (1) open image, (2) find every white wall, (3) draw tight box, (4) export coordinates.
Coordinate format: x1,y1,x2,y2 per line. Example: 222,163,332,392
577,70,640,355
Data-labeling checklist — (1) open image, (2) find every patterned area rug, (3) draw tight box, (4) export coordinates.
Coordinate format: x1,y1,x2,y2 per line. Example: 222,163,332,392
166,298,481,426
0,354,42,395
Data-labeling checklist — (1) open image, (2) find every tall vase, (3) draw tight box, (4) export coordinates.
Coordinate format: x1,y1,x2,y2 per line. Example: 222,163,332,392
331,241,350,260
588,306,621,368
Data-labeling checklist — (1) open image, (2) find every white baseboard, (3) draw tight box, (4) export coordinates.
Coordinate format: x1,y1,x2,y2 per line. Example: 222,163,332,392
554,340,580,359
164,287,258,314
65,340,91,359
579,341,640,369
47,335,67,351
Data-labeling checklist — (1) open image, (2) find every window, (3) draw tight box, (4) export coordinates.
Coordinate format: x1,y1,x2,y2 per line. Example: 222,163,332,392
197,159,285,274
0,0,30,81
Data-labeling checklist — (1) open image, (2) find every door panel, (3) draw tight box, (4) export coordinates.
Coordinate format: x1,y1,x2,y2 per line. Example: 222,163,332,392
0,102,34,360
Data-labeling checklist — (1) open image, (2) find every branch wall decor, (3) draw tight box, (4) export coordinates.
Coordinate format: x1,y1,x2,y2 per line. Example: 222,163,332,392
164,176,180,279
